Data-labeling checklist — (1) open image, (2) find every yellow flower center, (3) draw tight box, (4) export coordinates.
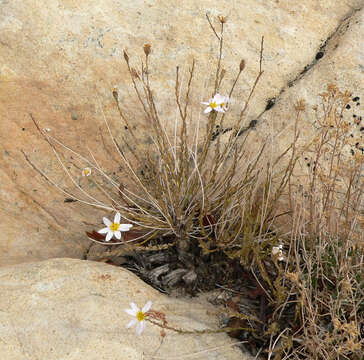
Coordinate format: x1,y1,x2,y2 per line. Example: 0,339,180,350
220,102,225,107
209,102,217,108
109,223,120,231
136,311,146,322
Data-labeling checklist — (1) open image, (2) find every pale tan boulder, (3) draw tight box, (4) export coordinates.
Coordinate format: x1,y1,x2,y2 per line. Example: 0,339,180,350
0,258,251,359
0,0,361,265
251,6,364,236
257,4,364,160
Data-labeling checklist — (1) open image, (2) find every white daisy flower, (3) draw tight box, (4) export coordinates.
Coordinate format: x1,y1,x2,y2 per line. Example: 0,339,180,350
98,212,133,241
218,95,229,112
272,244,285,261
202,93,229,113
125,301,152,336
81,167,92,177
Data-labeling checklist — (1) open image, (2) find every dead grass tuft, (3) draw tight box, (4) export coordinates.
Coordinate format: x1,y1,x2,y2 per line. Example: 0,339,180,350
27,16,363,360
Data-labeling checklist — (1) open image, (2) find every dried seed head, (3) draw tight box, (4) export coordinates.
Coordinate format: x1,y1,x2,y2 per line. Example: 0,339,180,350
143,43,151,56
239,59,246,71
295,99,306,111
333,318,341,330
340,279,352,294
218,15,227,23
286,272,300,284
327,83,338,95
123,50,129,63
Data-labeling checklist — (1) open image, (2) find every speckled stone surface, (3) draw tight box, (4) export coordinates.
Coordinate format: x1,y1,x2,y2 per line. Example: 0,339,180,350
0,0,363,265
258,5,364,161
0,258,251,360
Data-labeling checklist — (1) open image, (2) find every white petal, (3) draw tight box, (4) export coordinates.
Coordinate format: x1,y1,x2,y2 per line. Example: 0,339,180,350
204,107,212,114
105,231,113,242
216,107,225,113
98,227,109,234
201,102,209,105
130,302,139,313
142,300,152,313
103,217,112,226
114,212,121,224
120,224,133,232
136,321,146,335
272,247,279,255
125,308,137,316
126,319,137,328
214,94,223,101
114,231,121,240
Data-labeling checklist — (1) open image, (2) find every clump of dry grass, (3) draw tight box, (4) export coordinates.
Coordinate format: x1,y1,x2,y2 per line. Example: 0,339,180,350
30,15,292,270
101,19,298,279
27,15,363,360
261,86,363,360
280,85,364,360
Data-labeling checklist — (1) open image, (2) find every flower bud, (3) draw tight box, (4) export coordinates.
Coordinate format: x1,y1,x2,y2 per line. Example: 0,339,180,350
239,59,246,71
218,15,227,23
143,43,151,56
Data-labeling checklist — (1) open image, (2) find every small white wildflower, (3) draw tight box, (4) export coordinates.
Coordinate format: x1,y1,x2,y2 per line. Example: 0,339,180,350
43,128,51,132
98,212,133,241
218,95,229,112
81,167,92,177
272,244,285,261
124,301,152,336
202,93,229,113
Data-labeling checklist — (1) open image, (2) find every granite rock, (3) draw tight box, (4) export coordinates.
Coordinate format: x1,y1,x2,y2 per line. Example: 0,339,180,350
0,0,362,265
0,258,250,359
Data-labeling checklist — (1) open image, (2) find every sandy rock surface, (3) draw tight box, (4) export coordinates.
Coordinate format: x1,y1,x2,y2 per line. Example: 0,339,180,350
259,5,364,161
0,0,363,265
0,258,250,360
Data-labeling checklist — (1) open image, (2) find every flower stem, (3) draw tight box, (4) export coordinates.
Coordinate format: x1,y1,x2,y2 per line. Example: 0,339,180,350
147,319,255,335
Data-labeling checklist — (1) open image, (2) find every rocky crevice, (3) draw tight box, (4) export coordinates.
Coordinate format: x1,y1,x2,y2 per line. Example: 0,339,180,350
253,4,364,122
211,5,364,140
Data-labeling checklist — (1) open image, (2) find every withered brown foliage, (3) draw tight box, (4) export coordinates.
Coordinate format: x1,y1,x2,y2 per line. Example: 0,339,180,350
28,16,363,360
